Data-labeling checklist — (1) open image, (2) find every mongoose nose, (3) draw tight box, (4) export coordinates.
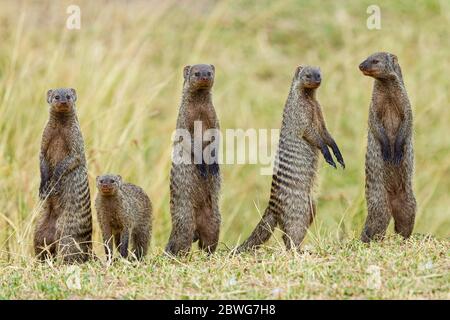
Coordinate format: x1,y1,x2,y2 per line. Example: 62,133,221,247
359,63,364,70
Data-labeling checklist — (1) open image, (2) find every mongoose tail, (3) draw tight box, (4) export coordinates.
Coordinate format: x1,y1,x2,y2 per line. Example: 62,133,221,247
359,52,416,242
237,207,277,252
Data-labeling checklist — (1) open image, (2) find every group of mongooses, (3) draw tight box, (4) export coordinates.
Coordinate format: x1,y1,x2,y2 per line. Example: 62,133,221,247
33,52,416,263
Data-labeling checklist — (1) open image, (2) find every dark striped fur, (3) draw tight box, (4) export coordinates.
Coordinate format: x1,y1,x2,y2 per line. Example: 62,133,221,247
238,66,344,252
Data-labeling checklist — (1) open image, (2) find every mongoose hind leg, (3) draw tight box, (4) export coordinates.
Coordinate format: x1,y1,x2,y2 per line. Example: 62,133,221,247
390,190,416,239
361,185,392,243
165,200,196,256
131,227,150,260
34,202,58,261
197,205,220,254
279,197,314,251
118,229,130,259
58,236,88,264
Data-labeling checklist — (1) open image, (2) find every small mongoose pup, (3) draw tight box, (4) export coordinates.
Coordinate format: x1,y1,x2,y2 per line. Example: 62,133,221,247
238,66,344,252
95,174,152,261
165,64,221,255
34,88,92,263
359,52,416,242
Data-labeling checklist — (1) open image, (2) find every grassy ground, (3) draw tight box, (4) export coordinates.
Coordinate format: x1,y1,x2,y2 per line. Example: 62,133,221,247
0,0,449,299
0,235,448,299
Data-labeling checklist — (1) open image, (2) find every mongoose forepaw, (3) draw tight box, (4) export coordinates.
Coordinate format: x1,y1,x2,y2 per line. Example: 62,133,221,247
38,181,50,198
381,144,392,163
196,163,208,178
208,163,220,176
320,145,336,168
392,149,404,166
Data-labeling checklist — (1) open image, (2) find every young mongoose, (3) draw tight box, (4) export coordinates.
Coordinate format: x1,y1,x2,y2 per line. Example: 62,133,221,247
95,174,152,261
34,88,92,263
165,64,221,255
359,52,416,242
238,66,345,252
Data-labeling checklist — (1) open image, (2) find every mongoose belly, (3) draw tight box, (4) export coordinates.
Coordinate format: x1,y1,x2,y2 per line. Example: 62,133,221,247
55,167,92,239
273,137,318,199
47,135,69,167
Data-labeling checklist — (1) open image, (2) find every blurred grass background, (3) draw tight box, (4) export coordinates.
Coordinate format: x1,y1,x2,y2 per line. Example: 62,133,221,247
0,0,449,261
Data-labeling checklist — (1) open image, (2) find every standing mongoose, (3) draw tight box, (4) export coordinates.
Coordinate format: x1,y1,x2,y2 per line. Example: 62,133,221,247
34,88,92,263
238,66,345,252
95,174,152,261
359,52,416,242
165,64,221,255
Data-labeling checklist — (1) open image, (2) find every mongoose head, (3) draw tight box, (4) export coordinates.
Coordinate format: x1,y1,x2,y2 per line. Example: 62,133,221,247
96,174,122,196
294,65,322,89
46,88,77,113
359,52,401,79
183,64,215,91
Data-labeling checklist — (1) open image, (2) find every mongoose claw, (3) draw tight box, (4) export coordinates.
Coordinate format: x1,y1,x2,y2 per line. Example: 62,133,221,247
196,163,208,179
208,163,220,176
330,142,345,169
327,159,337,169
392,148,404,166
381,144,392,163
320,145,336,168
38,182,49,199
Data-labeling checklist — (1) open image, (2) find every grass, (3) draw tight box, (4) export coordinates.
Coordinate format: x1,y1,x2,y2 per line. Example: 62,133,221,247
0,0,449,299
0,235,448,299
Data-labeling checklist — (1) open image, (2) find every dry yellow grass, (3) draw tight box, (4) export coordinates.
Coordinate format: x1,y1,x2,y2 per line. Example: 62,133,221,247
0,0,448,299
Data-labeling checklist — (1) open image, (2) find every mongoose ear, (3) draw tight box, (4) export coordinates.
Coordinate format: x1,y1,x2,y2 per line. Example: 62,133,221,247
69,88,77,102
295,65,304,78
183,65,191,80
117,175,122,183
210,64,215,72
389,53,398,65
46,89,53,104
96,176,100,183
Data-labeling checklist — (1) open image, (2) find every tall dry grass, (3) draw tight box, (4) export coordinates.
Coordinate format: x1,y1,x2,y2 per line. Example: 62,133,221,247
0,0,449,262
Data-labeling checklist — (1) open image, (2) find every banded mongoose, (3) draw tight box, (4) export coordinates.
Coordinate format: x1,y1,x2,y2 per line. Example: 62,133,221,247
165,64,221,255
238,66,345,252
95,174,152,261
359,52,416,242
34,88,92,263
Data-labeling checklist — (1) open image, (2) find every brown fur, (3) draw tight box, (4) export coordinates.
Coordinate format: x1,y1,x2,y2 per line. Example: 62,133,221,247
359,52,417,242
165,64,221,255
34,88,92,263
95,174,152,261
237,66,344,252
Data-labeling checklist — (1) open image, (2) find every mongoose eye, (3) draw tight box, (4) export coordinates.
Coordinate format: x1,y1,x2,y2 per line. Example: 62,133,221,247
194,72,200,77
54,95,60,100
372,59,379,64
66,95,71,100
306,74,311,79
207,72,211,77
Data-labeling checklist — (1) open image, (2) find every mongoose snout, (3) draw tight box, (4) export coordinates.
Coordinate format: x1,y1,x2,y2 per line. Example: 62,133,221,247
299,67,322,88
185,64,215,90
96,174,121,196
359,52,399,79
47,88,76,113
